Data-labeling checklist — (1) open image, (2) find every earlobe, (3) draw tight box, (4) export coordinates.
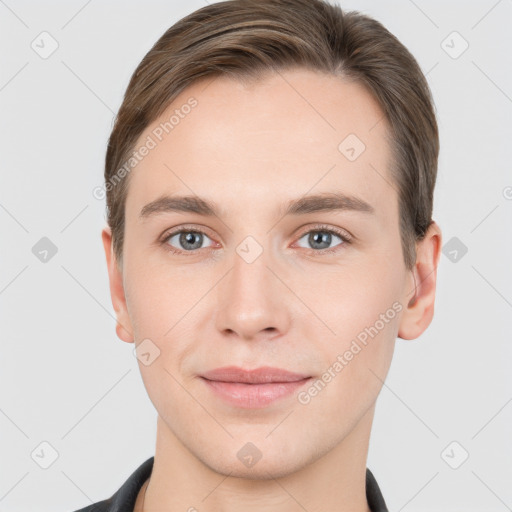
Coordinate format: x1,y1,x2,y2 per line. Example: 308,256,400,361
101,226,134,344
398,221,442,340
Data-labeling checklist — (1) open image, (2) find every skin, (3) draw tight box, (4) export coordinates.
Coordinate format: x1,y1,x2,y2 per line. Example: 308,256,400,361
102,68,442,512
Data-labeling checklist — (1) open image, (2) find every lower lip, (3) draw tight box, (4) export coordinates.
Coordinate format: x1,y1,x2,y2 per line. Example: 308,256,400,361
201,377,312,409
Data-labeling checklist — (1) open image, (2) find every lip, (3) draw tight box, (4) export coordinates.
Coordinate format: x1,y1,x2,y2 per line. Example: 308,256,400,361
200,366,312,408
201,366,310,383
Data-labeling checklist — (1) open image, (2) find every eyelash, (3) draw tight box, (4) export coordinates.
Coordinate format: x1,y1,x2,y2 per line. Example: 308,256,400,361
159,224,352,256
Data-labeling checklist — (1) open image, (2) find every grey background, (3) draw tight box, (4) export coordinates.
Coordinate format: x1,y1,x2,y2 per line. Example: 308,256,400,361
1,0,511,511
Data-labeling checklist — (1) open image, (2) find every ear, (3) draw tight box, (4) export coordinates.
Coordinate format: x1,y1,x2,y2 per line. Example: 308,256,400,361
101,226,134,343
398,221,442,340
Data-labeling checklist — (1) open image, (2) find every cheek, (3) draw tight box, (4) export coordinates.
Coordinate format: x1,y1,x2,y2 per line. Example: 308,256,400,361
123,250,195,337
304,256,403,380
123,253,209,383
295,266,401,433
123,257,197,410
308,255,402,325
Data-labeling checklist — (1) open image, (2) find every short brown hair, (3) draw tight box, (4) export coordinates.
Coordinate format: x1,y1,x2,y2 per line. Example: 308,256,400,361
104,0,439,269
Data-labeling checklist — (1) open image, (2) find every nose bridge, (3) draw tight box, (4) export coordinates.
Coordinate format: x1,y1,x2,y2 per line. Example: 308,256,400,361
215,235,288,339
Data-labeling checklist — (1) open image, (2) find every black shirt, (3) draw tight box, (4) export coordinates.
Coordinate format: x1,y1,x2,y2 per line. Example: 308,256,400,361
72,456,389,512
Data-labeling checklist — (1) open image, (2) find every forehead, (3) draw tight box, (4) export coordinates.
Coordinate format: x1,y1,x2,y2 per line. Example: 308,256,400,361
124,68,396,221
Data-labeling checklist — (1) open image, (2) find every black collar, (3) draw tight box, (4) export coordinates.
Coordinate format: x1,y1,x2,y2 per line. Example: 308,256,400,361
73,456,388,512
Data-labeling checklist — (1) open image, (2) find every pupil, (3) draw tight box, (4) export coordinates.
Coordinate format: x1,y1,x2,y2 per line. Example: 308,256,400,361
181,232,202,249
311,231,330,249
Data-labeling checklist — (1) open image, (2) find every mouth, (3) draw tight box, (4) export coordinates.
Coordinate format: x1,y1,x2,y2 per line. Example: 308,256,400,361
199,366,312,408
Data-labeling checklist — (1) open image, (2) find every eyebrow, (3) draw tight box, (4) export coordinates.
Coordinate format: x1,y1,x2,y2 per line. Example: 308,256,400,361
139,192,375,220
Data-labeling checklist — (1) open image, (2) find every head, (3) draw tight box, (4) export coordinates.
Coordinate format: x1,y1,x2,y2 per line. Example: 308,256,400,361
102,0,441,478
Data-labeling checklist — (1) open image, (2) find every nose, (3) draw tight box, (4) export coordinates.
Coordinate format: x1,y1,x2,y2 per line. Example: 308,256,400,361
214,240,291,341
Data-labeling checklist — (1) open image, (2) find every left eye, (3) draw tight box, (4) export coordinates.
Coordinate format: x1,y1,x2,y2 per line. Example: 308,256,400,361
164,230,215,252
296,229,346,251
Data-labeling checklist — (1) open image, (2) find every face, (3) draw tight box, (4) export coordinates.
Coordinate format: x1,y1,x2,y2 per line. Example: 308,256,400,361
104,68,427,478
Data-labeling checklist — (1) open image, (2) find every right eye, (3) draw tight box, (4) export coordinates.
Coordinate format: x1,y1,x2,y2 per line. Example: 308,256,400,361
161,228,217,254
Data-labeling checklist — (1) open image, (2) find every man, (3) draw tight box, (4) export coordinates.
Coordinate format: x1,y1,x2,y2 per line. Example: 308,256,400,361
74,0,441,510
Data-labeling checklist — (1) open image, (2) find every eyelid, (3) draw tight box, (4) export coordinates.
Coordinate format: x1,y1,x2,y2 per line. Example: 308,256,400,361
294,223,353,243
160,223,216,242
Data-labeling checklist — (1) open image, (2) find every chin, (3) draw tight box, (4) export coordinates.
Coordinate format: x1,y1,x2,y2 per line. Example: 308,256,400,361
192,433,317,481
204,454,306,480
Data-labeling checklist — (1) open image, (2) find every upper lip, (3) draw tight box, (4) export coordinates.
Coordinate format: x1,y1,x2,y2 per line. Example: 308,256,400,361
200,366,310,384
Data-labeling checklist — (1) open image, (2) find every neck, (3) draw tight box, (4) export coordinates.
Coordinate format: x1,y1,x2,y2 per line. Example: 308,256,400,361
140,405,375,512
